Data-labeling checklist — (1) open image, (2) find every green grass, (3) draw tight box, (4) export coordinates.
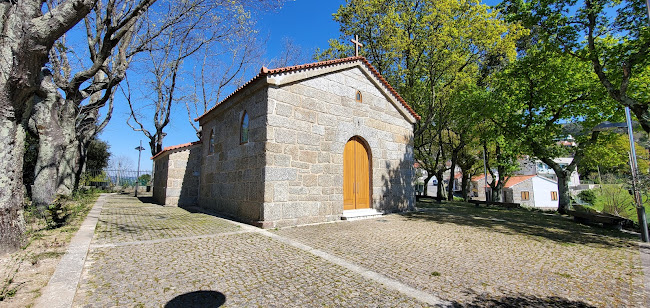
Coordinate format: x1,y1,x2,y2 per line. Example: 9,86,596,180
590,185,650,224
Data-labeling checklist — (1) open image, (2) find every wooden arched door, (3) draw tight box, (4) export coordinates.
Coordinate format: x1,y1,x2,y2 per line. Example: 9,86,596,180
343,137,370,210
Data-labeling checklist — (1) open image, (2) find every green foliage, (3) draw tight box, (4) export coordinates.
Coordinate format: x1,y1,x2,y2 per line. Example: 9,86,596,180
486,42,618,210
80,171,110,187
0,256,20,301
24,189,99,230
577,190,597,206
46,195,69,229
86,139,111,171
580,133,650,178
138,174,151,186
318,0,525,111
594,185,636,220
500,0,650,132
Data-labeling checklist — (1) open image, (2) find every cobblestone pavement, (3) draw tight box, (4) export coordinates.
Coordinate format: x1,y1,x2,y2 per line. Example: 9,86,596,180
274,205,647,307
92,194,241,245
73,194,428,307
73,194,647,307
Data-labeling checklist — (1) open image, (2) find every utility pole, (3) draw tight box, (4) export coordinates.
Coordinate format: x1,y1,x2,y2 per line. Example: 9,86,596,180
625,108,649,242
135,140,145,197
483,147,488,202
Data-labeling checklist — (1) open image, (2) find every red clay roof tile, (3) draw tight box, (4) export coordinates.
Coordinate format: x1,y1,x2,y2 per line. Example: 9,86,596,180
151,141,201,160
195,56,420,122
504,175,536,188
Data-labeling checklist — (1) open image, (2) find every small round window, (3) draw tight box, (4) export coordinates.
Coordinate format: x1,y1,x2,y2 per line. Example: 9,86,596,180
355,90,362,103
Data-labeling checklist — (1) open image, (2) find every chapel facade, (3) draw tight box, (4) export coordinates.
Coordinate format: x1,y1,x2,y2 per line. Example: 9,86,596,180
152,57,419,228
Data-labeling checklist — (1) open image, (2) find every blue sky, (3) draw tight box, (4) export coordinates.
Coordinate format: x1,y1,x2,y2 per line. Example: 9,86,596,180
99,0,501,171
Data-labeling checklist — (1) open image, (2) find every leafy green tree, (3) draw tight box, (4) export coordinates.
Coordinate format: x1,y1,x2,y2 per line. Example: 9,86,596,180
490,47,616,213
500,0,650,133
580,133,650,179
85,139,111,172
317,0,525,198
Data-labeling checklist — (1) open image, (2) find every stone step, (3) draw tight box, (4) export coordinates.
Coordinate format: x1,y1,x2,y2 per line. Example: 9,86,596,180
341,208,383,221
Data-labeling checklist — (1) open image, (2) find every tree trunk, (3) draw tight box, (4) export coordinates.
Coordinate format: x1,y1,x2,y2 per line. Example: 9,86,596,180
436,169,446,200
74,138,90,191
0,0,96,253
423,173,434,196
447,159,457,201
461,173,470,201
556,172,572,214
0,114,27,253
30,73,77,209
490,187,501,203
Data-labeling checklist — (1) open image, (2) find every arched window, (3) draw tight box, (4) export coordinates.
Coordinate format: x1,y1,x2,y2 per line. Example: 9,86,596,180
355,90,362,103
208,129,215,154
240,112,249,144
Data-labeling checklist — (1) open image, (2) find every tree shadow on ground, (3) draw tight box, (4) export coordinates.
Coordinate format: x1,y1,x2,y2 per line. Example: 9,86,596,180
403,201,638,248
136,196,156,204
452,293,595,308
165,290,226,307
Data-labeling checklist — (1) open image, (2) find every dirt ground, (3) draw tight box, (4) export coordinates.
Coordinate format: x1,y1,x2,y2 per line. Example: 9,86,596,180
0,194,97,308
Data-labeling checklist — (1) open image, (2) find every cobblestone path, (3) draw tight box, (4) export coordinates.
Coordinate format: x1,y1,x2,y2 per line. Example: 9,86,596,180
72,194,647,307
73,194,429,307
275,206,647,307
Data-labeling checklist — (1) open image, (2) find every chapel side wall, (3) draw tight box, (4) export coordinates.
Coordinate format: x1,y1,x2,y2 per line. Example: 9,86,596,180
262,66,414,228
198,87,267,223
153,156,169,205
175,146,201,207
155,146,201,207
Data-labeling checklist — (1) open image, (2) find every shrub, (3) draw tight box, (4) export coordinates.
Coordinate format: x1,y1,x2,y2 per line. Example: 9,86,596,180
577,189,597,205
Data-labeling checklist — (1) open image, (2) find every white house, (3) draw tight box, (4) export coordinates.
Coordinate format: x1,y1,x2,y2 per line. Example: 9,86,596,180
502,175,559,209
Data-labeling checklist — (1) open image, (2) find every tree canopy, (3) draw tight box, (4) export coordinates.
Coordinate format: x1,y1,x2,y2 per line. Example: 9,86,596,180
500,0,650,132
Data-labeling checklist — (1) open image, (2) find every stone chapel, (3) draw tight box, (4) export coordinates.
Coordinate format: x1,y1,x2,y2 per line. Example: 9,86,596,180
152,56,419,228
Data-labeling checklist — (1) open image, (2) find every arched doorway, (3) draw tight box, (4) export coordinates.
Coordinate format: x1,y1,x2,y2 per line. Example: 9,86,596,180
343,136,371,210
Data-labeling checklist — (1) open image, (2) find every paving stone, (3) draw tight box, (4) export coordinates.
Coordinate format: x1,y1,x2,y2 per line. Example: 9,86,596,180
75,233,426,307
74,194,428,307
274,209,646,307
71,194,647,307
93,195,240,245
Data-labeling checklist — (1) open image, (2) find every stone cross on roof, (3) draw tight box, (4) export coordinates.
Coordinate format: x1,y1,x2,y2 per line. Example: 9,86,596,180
350,35,363,57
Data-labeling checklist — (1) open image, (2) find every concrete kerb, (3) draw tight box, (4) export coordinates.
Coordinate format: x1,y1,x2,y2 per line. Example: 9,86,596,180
35,193,110,308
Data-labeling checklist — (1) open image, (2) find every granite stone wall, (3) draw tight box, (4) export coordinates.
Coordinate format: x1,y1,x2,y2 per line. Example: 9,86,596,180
262,66,415,228
506,180,535,207
152,144,201,206
153,156,169,204
198,85,268,223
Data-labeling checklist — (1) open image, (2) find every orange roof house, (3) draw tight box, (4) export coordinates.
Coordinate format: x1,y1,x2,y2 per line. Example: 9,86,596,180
470,174,559,209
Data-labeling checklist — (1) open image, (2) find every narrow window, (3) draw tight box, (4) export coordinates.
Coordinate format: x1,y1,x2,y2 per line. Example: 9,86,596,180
521,191,530,201
551,191,558,201
208,129,215,154
355,90,362,103
240,112,249,144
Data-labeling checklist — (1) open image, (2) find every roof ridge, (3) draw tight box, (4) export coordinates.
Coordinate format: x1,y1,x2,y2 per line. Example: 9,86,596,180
151,141,201,160
194,57,420,122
